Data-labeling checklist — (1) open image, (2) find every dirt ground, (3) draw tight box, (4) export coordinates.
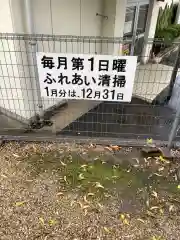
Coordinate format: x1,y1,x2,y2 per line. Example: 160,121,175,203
0,142,180,240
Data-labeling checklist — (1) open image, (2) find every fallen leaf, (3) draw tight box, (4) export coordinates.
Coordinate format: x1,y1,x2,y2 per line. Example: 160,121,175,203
60,161,67,166
137,218,145,223
103,226,110,233
150,206,159,210
97,203,104,209
169,205,174,212
83,195,90,204
15,201,26,207
147,138,153,144
78,173,85,180
77,201,83,208
87,193,95,197
159,208,164,214
39,217,44,225
159,156,170,164
151,191,158,198
95,182,104,189
104,146,113,152
13,154,20,158
80,164,87,169
158,167,164,172
154,173,163,177
177,185,180,189
48,219,57,226
110,145,121,151
123,219,129,225
82,205,90,210
56,192,64,196
120,214,125,220
1,174,7,178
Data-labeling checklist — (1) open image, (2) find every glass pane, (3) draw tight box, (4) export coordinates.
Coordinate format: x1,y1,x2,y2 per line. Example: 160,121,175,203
123,6,136,36
137,4,149,34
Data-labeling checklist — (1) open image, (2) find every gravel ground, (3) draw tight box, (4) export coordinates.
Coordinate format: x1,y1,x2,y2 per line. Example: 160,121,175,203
0,142,180,240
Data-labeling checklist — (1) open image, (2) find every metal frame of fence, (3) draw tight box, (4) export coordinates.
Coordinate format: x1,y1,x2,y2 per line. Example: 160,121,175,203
0,33,180,147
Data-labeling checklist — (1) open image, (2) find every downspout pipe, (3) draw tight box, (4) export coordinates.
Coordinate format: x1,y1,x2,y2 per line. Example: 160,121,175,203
24,0,43,117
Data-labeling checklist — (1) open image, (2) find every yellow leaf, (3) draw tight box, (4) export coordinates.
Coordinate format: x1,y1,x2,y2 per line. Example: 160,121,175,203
13,153,20,158
177,185,180,189
77,201,83,208
120,214,125,220
95,182,104,189
48,219,57,226
39,217,44,225
159,208,164,214
83,195,90,204
169,205,174,212
60,161,67,166
151,191,158,198
80,165,87,168
150,206,159,210
110,145,121,151
87,193,95,197
103,226,110,233
97,203,104,209
154,173,163,177
15,201,25,207
63,176,67,182
123,219,129,225
56,192,64,196
78,173,85,180
147,138,153,144
137,218,145,223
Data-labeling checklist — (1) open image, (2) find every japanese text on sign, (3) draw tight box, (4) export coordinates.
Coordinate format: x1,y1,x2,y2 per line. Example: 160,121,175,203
36,53,137,102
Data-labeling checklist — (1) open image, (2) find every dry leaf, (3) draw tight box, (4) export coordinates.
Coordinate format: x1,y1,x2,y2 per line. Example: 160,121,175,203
103,226,110,233
104,146,113,152
123,219,129,225
154,173,163,177
95,182,104,189
97,203,104,209
15,201,26,207
63,176,67,182
13,154,20,158
169,205,174,212
48,219,57,226
80,164,87,169
151,191,158,198
78,173,85,180
147,138,153,144
56,192,64,196
137,218,145,223
77,201,83,208
60,161,67,166
120,214,125,220
159,208,164,214
158,167,164,172
83,195,90,204
87,193,95,197
39,217,44,225
110,145,121,151
150,206,159,210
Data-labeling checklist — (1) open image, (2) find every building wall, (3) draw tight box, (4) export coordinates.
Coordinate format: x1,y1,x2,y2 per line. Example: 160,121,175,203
0,0,104,120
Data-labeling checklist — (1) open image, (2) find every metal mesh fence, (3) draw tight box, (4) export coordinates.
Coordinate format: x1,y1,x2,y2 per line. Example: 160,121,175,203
0,33,180,145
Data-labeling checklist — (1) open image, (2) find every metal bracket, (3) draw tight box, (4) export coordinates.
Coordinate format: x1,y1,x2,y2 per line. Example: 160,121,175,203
96,13,108,20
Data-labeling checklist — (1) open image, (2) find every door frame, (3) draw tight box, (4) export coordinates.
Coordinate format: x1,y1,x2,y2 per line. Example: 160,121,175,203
126,0,149,55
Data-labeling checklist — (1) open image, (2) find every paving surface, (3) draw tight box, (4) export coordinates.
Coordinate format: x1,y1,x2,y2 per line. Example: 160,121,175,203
59,97,175,141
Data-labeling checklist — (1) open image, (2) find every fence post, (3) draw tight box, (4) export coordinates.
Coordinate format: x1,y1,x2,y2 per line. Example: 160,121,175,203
168,44,180,148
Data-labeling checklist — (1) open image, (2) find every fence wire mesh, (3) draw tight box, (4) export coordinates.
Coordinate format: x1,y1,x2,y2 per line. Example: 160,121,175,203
0,33,180,145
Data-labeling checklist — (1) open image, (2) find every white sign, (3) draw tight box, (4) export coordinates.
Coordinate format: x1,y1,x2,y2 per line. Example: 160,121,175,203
36,53,137,102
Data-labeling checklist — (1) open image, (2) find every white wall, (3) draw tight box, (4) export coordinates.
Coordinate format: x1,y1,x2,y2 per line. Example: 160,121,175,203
32,0,104,112
0,0,104,120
